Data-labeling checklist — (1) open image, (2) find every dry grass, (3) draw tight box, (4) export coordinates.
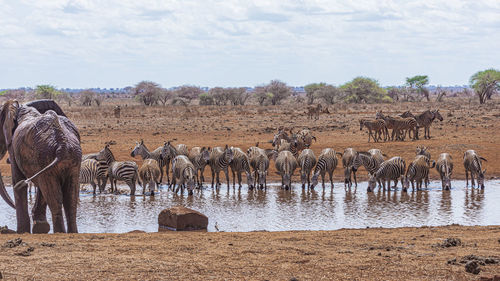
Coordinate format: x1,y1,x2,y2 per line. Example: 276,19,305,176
1,225,499,280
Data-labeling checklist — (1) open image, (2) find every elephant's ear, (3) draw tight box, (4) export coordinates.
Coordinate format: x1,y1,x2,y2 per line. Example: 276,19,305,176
0,100,19,156
25,99,66,117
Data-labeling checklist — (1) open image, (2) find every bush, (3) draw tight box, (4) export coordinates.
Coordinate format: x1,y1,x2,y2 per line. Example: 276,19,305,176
199,93,214,105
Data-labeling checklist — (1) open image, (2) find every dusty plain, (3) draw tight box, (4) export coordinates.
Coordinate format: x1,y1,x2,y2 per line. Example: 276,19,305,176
1,98,500,280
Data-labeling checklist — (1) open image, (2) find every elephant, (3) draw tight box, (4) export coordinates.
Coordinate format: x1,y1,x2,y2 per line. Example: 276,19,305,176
0,99,82,233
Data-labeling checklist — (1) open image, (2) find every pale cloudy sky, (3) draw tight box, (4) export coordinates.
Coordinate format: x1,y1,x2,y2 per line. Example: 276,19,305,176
0,0,499,88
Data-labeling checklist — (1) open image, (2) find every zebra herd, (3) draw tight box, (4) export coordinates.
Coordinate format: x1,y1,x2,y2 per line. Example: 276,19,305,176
78,127,488,196
359,109,443,142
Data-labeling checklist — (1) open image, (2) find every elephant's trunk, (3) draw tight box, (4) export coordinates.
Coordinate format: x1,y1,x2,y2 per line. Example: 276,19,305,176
0,169,15,209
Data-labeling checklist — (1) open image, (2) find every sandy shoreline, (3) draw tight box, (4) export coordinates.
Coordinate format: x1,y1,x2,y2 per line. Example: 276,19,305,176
1,225,499,280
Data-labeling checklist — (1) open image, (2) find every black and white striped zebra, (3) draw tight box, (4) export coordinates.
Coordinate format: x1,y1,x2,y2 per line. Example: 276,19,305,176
359,119,387,142
351,149,386,188
82,153,108,191
209,145,234,188
247,145,270,189
463,150,487,189
436,153,453,190
138,159,161,195
416,145,431,186
342,148,358,188
367,156,406,192
310,148,341,189
130,139,168,184
171,155,196,195
188,146,210,187
403,155,435,192
97,144,139,195
275,150,298,190
230,147,254,189
297,149,317,188
79,159,106,194
376,112,418,141
401,110,443,139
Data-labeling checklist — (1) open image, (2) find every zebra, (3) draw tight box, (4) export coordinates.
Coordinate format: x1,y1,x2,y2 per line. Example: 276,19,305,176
82,153,108,191
351,149,386,188
416,145,432,186
113,105,121,118
138,159,161,195
188,146,210,187
306,104,322,120
229,147,254,189
297,149,317,188
401,109,443,139
367,156,406,192
463,150,487,189
171,155,196,195
436,153,453,190
310,148,341,189
175,143,189,156
209,145,234,188
130,139,168,184
359,119,387,142
275,150,298,190
296,129,317,148
376,112,418,141
342,148,359,188
247,145,271,189
403,155,436,192
97,144,139,195
277,139,300,158
79,159,106,194
160,141,179,185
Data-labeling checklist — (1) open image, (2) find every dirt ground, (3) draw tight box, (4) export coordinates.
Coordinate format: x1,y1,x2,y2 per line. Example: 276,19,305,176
0,225,499,280
2,98,499,183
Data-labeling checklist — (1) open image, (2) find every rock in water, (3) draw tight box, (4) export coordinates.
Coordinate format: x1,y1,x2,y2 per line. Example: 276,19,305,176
158,206,208,231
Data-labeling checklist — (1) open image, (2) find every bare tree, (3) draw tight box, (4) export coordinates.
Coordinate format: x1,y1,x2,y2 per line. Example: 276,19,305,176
158,89,173,106
316,85,342,105
134,81,161,106
209,87,229,105
227,87,250,105
174,85,203,105
264,80,291,105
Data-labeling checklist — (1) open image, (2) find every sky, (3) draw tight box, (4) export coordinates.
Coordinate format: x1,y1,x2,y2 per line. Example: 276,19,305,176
0,0,499,89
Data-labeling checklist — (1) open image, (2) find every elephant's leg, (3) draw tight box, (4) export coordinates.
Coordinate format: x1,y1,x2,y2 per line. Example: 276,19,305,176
31,188,50,234
62,174,79,233
11,163,30,233
41,178,66,233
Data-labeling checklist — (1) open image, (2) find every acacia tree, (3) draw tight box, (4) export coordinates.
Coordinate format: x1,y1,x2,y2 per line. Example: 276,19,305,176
36,85,58,100
304,83,326,104
470,69,500,104
134,81,161,106
406,75,429,101
158,89,173,106
341,77,392,103
264,80,291,105
316,85,342,105
174,85,203,105
208,87,229,105
226,87,250,105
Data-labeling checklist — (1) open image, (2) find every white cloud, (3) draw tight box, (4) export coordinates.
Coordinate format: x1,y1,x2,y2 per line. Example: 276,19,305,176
0,0,499,88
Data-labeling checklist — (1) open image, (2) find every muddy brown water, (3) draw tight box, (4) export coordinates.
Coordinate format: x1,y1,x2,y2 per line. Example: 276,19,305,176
1,180,499,233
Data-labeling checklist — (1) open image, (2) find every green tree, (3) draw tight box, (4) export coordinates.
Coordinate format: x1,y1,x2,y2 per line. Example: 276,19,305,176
406,75,429,101
470,69,500,104
341,77,392,103
304,82,326,104
36,85,59,100
316,85,342,105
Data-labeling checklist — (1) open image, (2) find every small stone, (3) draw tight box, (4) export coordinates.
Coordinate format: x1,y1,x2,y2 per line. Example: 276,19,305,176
447,258,457,265
465,260,480,274
40,242,55,247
